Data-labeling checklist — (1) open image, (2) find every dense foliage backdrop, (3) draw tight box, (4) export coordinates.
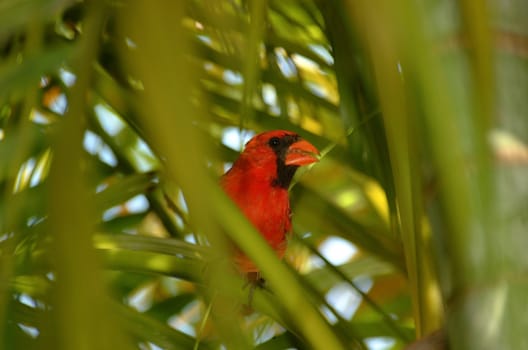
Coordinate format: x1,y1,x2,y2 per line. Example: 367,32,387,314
1,1,527,349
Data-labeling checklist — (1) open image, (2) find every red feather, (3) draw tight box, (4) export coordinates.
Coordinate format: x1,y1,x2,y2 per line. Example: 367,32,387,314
220,130,319,274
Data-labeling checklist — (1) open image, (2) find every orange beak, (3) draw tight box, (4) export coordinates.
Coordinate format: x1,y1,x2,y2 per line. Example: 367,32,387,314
285,139,320,166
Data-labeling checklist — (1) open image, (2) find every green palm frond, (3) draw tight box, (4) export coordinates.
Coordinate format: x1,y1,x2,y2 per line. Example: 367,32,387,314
1,1,527,350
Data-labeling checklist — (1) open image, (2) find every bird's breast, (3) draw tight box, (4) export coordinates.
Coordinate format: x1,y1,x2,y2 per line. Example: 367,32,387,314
224,176,292,251
245,186,290,246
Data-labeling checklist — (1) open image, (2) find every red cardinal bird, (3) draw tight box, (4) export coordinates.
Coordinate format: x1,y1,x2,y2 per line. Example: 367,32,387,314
220,130,319,279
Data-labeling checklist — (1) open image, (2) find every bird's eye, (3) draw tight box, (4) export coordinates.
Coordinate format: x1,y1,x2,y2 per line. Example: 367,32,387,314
269,137,281,148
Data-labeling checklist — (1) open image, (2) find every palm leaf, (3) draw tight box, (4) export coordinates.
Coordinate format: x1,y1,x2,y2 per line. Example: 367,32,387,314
2,0,526,349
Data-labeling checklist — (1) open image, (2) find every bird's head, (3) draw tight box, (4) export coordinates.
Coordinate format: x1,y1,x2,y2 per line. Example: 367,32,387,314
236,130,320,188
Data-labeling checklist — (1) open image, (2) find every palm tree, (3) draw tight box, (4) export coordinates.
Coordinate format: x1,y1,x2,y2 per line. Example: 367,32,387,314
1,1,527,349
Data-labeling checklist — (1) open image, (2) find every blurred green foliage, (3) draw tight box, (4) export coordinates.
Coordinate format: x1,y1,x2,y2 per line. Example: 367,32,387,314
1,0,527,349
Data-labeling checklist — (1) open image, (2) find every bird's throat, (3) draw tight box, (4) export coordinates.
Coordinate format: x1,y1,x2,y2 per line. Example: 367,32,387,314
272,162,298,189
